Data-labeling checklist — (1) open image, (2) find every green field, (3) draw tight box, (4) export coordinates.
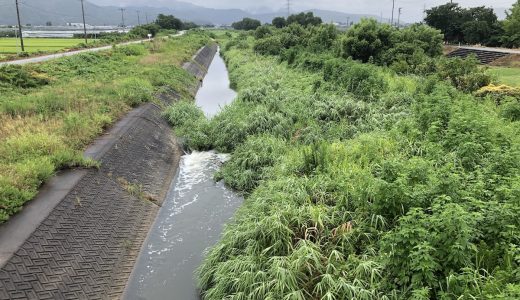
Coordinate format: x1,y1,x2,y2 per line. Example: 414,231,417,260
0,38,85,54
491,66,520,87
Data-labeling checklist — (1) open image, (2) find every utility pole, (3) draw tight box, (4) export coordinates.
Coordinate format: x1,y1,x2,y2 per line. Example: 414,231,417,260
287,0,290,17
380,11,383,23
390,0,395,26
397,7,402,28
80,0,88,44
346,17,350,27
119,8,126,27
15,0,24,52
136,10,141,26
145,12,149,24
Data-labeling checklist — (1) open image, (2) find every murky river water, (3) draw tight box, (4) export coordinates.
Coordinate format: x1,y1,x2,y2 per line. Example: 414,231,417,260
124,50,241,300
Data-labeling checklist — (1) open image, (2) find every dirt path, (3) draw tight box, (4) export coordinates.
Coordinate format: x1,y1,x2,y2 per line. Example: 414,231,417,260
0,31,185,67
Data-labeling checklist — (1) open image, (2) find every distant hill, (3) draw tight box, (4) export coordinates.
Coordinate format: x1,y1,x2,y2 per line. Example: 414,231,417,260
0,0,381,26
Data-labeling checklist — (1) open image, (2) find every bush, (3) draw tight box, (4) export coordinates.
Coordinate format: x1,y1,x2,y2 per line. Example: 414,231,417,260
436,56,491,92
117,77,154,106
0,65,50,90
254,25,273,39
253,36,283,56
215,135,287,192
323,58,388,98
115,44,146,56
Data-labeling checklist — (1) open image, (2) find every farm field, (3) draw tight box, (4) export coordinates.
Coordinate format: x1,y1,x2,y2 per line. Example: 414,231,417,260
0,37,85,54
491,66,520,87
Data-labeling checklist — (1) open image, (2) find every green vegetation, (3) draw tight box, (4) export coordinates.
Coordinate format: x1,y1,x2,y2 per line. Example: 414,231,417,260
491,67,520,87
232,18,262,31
0,38,85,54
0,31,210,223
425,0,520,47
167,26,520,299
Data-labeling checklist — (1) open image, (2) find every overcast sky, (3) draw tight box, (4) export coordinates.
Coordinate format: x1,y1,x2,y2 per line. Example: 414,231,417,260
90,0,517,21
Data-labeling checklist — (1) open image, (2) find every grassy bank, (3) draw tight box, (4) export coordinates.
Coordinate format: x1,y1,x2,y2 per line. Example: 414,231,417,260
167,27,520,299
491,66,520,87
0,30,209,222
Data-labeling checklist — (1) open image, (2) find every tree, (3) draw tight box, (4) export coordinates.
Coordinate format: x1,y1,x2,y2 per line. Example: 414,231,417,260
155,14,183,30
287,12,322,27
129,23,161,37
425,3,470,43
232,18,262,31
426,3,502,45
272,17,286,28
339,18,394,63
502,0,520,47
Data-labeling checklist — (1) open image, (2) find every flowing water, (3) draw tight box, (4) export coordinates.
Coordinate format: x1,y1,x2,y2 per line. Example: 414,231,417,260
125,50,241,300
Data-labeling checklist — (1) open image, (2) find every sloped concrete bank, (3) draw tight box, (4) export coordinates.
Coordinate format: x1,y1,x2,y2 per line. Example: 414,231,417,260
0,44,217,299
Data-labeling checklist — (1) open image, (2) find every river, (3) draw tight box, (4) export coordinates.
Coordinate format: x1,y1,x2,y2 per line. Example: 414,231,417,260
124,49,241,300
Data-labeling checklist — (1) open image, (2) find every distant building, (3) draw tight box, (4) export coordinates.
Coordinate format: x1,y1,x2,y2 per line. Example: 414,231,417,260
67,23,94,29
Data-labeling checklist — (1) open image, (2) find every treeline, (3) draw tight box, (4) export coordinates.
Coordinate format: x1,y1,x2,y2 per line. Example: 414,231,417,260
232,12,323,31
248,18,491,92
425,0,520,47
129,14,199,38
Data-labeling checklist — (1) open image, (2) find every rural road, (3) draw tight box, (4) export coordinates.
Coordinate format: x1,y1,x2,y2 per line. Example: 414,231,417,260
457,46,520,54
0,31,185,67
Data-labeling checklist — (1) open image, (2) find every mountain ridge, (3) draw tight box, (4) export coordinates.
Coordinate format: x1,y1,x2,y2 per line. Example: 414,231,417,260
0,0,380,26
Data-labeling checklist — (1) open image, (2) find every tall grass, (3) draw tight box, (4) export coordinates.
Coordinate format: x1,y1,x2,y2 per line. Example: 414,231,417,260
172,34,520,299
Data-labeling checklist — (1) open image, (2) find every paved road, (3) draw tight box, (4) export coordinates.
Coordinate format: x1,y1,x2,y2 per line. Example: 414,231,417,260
457,46,520,54
0,31,185,67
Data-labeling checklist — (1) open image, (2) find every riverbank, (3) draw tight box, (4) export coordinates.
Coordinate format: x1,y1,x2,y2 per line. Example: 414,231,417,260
124,45,242,300
173,29,520,299
0,32,214,299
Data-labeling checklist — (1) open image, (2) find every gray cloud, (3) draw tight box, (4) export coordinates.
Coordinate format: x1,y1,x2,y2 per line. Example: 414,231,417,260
89,0,517,21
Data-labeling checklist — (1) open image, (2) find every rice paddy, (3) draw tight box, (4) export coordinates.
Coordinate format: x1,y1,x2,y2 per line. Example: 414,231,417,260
0,37,86,54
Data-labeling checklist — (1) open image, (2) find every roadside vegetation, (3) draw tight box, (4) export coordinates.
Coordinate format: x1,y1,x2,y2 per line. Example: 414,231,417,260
0,30,209,222
0,13,197,62
166,22,520,299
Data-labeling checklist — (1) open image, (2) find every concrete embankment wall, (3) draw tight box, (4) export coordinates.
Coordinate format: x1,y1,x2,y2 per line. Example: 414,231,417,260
0,44,217,299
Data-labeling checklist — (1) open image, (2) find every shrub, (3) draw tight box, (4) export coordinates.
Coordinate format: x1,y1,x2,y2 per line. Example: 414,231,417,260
115,44,147,56
253,36,283,56
0,65,50,90
475,84,520,103
117,77,153,106
215,135,287,192
436,55,491,92
323,58,388,98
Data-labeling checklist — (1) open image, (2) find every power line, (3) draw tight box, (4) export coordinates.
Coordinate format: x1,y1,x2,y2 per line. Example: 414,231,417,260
80,0,87,44
15,0,25,52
